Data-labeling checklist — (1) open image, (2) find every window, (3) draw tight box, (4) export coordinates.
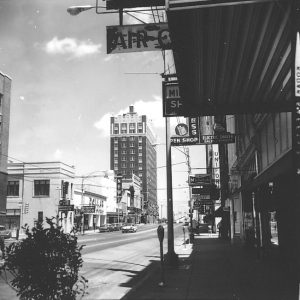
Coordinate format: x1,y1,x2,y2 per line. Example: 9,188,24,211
130,163,135,168
129,123,136,133
7,181,19,196
34,180,50,196
121,156,126,161
121,123,127,134
114,124,119,134
130,149,135,154
130,142,135,147
130,136,135,141
122,143,126,148
114,138,118,144
130,156,135,161
121,163,127,168
138,123,143,133
121,150,127,154
122,137,127,141
122,170,126,175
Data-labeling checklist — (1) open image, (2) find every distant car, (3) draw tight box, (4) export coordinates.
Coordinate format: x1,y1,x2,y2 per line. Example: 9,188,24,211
122,223,137,233
99,224,113,233
0,225,12,239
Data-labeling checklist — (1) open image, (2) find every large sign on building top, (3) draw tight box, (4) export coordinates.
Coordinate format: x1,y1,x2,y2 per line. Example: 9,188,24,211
107,23,171,54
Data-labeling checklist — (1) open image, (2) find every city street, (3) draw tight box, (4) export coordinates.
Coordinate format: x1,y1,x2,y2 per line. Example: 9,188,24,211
76,223,183,299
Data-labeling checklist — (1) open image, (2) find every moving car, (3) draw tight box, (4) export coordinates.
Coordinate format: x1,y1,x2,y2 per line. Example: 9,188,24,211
0,225,12,239
122,223,137,233
99,224,113,233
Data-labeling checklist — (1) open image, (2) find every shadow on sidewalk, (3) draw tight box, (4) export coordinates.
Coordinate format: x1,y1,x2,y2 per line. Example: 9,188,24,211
121,234,299,300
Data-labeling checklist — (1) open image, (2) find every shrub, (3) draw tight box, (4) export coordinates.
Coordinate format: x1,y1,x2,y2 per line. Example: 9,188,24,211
1,217,88,299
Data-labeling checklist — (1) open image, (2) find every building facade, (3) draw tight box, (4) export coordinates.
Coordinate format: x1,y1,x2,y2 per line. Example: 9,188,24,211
73,170,116,230
227,112,293,264
0,72,11,225
7,161,75,233
110,105,158,222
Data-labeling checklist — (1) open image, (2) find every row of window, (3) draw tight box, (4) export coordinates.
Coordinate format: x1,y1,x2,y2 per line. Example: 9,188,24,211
114,136,142,142
113,168,143,177
7,180,51,197
114,123,144,134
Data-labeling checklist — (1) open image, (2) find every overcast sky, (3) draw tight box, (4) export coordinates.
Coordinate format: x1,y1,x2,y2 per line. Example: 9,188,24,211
0,0,206,216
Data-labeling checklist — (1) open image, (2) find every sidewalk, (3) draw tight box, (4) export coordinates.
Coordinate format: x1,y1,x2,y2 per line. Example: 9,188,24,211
122,234,298,300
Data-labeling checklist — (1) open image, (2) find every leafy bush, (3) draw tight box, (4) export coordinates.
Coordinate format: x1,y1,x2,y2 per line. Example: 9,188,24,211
1,217,88,299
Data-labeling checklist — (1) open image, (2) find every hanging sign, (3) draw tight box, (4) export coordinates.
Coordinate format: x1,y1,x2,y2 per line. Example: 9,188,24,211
163,81,185,117
107,23,171,54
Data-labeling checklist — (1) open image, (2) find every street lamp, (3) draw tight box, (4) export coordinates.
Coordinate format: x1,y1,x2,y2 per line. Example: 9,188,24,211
67,5,94,16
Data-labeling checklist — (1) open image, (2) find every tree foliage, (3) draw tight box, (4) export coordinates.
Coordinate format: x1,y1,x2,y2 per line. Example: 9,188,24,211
1,218,88,299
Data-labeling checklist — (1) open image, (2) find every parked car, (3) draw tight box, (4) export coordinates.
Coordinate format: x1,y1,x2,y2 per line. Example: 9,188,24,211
122,223,137,233
112,223,122,231
99,224,113,233
0,225,12,239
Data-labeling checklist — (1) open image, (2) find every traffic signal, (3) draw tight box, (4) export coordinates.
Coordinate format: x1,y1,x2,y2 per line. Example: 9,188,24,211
116,174,122,202
63,181,69,197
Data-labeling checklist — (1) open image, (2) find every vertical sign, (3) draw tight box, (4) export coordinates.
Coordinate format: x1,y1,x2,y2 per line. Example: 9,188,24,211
212,144,220,188
188,117,199,139
116,174,123,203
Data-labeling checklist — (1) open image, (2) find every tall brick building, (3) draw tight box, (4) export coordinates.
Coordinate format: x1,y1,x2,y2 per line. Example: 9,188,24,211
0,72,11,226
110,106,158,222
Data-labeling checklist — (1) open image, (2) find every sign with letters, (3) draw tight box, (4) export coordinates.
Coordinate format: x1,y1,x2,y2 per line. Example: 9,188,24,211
107,23,171,54
163,81,185,117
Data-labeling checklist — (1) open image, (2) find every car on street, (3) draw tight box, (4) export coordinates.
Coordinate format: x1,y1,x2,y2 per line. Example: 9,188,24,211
122,223,137,233
99,224,113,233
112,223,122,231
0,225,12,239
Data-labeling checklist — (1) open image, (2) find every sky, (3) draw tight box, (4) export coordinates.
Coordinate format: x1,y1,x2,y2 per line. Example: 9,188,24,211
0,0,206,217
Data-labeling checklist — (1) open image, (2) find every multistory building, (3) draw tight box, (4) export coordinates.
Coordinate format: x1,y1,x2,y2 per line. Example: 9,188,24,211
110,105,158,222
7,161,75,233
0,72,11,225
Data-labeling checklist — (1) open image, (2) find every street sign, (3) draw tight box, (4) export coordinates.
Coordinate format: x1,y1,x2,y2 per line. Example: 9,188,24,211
58,205,74,212
171,136,200,146
200,133,236,144
192,194,211,200
193,199,213,208
81,206,95,213
189,174,211,186
192,186,211,195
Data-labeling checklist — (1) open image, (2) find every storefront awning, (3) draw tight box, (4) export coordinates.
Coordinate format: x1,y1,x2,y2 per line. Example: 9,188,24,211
166,0,294,115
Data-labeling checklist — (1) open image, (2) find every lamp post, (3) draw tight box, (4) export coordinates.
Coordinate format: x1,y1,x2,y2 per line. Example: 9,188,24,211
164,117,178,266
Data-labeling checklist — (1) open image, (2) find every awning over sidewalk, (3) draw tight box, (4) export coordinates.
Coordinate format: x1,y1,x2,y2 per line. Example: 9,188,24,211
166,0,294,116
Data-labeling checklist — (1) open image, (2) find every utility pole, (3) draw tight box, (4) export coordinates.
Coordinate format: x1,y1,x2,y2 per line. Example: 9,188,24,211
185,148,194,241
